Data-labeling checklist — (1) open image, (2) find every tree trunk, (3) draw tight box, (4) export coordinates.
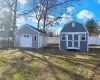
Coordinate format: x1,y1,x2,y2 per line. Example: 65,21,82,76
12,0,17,47
37,20,40,29
7,30,10,48
43,0,48,32
43,15,46,31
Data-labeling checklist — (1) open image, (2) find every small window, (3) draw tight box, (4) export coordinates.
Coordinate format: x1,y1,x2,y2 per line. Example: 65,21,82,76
34,35,37,42
81,33,86,41
24,35,26,37
61,33,66,41
27,35,29,37
72,23,75,27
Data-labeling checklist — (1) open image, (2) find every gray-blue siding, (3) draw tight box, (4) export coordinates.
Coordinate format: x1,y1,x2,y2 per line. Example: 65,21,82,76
61,22,87,32
14,25,39,48
60,22,88,52
60,33,88,52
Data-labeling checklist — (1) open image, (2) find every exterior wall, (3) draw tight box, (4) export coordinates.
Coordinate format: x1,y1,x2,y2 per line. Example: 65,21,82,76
61,22,87,32
42,35,47,47
59,33,67,50
80,33,88,52
38,34,47,48
14,26,39,49
60,22,88,52
60,32,88,52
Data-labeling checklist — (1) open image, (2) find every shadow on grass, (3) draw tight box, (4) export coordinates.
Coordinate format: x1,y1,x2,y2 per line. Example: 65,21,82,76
42,56,88,80
0,50,46,80
19,50,88,80
1,49,99,80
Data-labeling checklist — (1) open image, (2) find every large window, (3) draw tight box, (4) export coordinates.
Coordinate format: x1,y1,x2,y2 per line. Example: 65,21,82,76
81,33,86,41
61,33,66,41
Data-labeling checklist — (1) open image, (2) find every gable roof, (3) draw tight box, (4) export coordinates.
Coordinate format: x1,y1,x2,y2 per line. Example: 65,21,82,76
26,24,46,34
61,21,88,33
14,24,46,35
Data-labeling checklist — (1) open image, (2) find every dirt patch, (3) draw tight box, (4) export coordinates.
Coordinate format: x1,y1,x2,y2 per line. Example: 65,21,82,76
90,64,100,80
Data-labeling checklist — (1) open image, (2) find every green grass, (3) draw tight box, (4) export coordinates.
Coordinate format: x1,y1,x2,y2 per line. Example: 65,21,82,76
0,49,100,80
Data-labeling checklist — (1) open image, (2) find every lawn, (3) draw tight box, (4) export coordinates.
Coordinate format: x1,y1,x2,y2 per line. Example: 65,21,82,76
0,49,100,80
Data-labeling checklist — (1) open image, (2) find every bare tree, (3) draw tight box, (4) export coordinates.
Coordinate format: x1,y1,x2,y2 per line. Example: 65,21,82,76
28,0,82,31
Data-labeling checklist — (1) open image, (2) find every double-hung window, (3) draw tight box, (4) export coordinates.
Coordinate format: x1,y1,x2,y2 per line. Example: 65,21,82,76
61,33,66,41
81,33,86,41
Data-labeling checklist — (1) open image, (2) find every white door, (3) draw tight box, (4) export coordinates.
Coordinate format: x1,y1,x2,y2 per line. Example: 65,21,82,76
20,34,32,48
67,33,80,49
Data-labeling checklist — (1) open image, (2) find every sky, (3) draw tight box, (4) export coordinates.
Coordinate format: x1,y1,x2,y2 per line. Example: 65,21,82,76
17,0,100,34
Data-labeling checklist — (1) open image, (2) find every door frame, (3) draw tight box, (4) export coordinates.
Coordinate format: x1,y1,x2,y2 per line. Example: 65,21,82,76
67,33,80,49
20,34,32,48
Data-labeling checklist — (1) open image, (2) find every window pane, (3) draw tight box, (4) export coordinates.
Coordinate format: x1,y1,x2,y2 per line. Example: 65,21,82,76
68,41,72,47
68,34,72,40
81,37,85,40
81,34,85,37
74,41,78,47
34,36,37,41
81,34,86,41
62,37,65,40
74,34,78,40
62,34,65,36
24,35,26,37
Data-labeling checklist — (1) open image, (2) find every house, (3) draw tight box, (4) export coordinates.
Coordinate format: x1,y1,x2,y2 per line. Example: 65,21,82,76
59,21,89,52
14,24,47,49
47,32,53,37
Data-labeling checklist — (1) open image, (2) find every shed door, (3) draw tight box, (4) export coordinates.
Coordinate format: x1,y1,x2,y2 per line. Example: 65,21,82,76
20,34,32,48
67,33,80,49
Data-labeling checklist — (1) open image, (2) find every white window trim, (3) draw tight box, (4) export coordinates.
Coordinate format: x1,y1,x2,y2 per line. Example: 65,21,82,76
33,35,37,42
67,33,80,49
61,33,66,41
81,33,86,41
60,32,88,51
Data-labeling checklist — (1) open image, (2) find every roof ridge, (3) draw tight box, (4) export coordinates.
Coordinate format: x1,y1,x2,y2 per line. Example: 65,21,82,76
24,24,46,34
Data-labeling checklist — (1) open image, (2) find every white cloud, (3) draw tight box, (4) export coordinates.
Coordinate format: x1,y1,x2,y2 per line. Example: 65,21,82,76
30,14,56,24
97,0,100,3
32,18,38,23
32,17,44,24
17,16,25,22
29,13,43,24
16,24,21,27
77,10,94,21
30,13,73,29
16,24,21,29
56,14,73,24
18,0,27,4
67,6,75,13
56,28,62,35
